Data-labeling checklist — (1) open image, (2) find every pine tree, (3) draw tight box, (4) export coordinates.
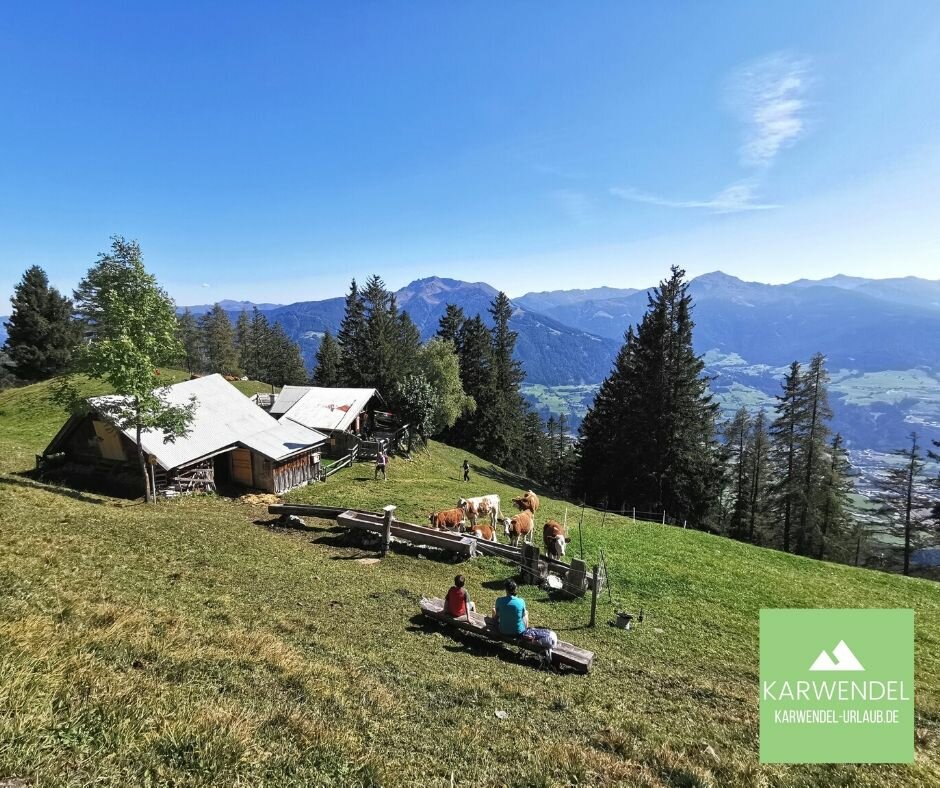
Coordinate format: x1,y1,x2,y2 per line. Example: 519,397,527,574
579,267,720,526
795,353,833,555
478,292,528,470
770,362,806,552
313,330,341,387
266,322,308,387
521,409,548,482
817,433,852,559
3,265,80,381
449,314,493,454
235,311,251,368
176,309,204,374
877,432,931,575
199,305,241,376
243,308,271,382
337,279,367,387
746,410,772,544
723,408,752,540
437,304,465,346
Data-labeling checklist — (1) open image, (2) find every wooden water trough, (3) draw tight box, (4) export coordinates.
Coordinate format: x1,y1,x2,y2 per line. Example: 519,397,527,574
420,597,594,673
336,508,478,559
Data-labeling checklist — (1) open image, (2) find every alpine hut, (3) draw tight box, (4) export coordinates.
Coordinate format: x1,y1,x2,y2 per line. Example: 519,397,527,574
40,374,327,496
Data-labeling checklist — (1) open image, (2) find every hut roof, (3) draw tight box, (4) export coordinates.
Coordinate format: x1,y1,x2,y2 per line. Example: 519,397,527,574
82,374,326,470
274,386,382,433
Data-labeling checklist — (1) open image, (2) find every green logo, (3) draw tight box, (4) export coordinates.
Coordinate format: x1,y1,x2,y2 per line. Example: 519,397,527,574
759,609,914,763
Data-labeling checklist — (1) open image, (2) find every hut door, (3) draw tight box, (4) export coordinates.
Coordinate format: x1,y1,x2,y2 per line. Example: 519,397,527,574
92,420,126,461
231,449,253,486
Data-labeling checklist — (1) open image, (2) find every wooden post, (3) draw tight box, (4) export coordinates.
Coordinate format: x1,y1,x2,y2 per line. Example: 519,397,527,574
661,511,666,525
589,565,600,627
632,507,636,522
381,504,396,556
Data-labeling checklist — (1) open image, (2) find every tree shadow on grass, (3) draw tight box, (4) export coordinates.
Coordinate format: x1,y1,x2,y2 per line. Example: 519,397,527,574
3,472,111,505
474,465,551,497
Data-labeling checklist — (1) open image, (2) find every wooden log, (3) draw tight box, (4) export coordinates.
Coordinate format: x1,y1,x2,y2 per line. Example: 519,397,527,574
337,510,477,558
420,597,594,673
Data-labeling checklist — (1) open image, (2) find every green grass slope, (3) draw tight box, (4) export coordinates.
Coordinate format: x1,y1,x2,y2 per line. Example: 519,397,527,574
1,377,938,787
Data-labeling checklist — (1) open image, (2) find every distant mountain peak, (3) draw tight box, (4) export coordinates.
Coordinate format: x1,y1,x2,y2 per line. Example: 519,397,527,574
396,276,499,306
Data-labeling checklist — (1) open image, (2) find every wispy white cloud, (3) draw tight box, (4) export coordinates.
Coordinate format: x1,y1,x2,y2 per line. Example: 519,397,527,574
729,52,811,168
611,180,778,214
201,282,210,288
611,52,812,214
550,189,592,224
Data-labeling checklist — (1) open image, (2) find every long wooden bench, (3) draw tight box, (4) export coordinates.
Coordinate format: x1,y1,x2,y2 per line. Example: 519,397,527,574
420,597,594,673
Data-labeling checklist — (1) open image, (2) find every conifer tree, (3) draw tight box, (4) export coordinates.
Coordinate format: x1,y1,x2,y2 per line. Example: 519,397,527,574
795,353,833,555
437,303,465,346
3,265,80,381
176,309,204,374
337,279,367,386
818,433,852,559
578,267,720,526
235,310,251,366
770,362,806,552
746,410,772,544
723,408,752,540
266,321,308,387
199,304,241,376
449,314,493,453
313,330,341,387
877,432,931,575
243,308,271,382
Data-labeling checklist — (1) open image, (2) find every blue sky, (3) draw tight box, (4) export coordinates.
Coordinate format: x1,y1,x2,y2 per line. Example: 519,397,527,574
1,2,939,306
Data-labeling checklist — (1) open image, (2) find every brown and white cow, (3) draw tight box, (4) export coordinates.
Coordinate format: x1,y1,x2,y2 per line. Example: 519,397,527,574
511,490,540,514
503,510,534,547
468,522,498,542
543,520,569,559
457,494,501,528
428,508,466,532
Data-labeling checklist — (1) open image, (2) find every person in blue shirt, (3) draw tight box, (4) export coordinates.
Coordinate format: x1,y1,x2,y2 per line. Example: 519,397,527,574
491,580,529,636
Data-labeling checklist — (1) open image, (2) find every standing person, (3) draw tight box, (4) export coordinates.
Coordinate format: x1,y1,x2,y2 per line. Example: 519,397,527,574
444,575,475,620
462,458,470,483
375,445,388,481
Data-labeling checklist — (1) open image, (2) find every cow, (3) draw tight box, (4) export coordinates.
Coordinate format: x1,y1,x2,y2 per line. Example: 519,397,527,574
503,510,534,547
543,520,569,559
457,494,501,528
511,490,540,514
429,508,467,532
469,522,498,542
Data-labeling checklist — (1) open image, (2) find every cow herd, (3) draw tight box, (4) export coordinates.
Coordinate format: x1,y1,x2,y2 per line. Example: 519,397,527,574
428,490,571,558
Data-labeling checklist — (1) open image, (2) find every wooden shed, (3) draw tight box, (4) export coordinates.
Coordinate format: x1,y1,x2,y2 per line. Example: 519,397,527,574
41,374,327,497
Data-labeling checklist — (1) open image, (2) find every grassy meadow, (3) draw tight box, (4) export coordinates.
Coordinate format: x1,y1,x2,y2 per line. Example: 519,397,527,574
1,375,939,786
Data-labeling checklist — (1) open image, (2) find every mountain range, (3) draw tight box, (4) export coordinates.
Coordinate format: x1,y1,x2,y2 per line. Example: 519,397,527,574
4,270,938,456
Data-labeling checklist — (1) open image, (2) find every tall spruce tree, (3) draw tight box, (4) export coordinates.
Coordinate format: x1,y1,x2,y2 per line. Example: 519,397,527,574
449,314,493,453
337,279,367,386
313,330,341,387
877,432,932,575
818,433,852,559
199,305,241,376
3,265,79,381
769,362,806,552
723,408,752,539
578,267,720,526
266,322,308,388
795,353,833,555
746,410,772,544
176,309,204,374
242,308,271,382
437,303,465,346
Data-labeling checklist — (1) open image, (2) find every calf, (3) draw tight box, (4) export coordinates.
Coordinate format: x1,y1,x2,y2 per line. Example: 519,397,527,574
429,508,466,532
543,520,569,559
503,510,534,547
457,494,501,528
469,522,498,542
511,490,540,514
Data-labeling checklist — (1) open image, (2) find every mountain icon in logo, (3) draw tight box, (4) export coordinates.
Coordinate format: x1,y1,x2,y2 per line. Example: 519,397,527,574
809,640,865,672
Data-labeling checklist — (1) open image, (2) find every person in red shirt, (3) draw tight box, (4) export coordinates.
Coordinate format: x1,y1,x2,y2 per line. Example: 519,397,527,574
444,574,475,620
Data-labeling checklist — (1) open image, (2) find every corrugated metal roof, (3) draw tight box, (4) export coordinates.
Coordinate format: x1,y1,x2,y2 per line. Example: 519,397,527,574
268,385,310,416
279,387,379,433
89,374,327,470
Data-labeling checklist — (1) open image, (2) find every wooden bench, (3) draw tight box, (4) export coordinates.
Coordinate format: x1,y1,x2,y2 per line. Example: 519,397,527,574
419,597,594,674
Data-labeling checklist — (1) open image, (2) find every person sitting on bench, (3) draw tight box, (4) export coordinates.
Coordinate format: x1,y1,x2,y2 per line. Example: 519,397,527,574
444,574,475,620
489,580,529,636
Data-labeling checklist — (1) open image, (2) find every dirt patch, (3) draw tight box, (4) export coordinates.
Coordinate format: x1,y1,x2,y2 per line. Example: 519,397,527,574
239,493,281,506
